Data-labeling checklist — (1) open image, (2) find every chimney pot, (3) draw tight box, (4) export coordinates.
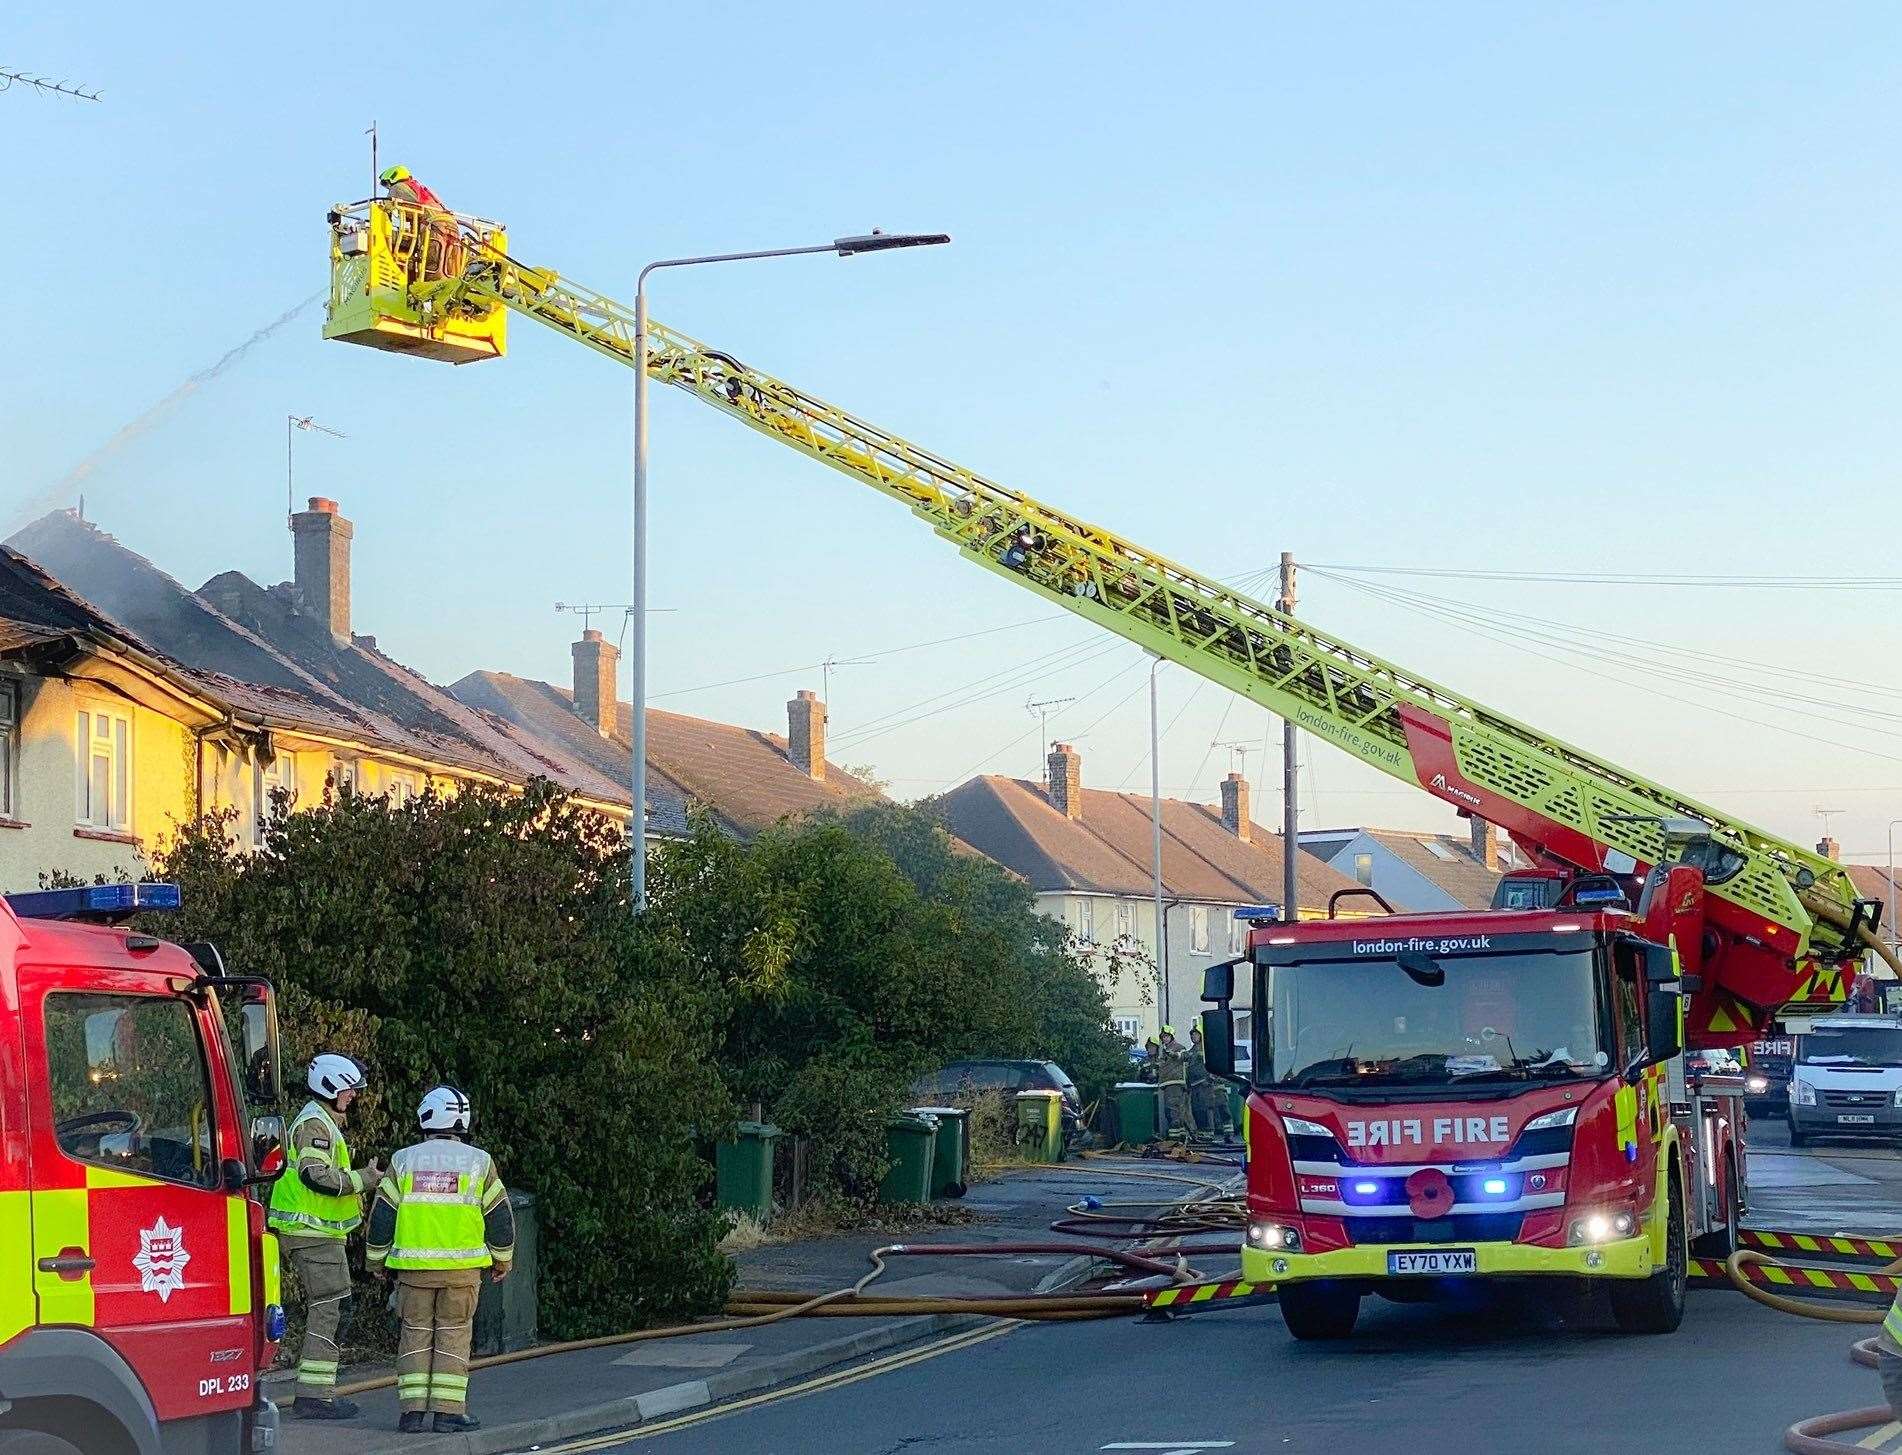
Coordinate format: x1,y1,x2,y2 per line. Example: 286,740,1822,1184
1471,817,1500,871
1047,743,1083,820
788,691,827,780
1818,836,1841,862
571,631,620,736
1220,772,1251,841
290,497,354,644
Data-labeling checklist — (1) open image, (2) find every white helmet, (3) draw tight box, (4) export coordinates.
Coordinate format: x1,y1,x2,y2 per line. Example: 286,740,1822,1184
308,1053,366,1101
418,1085,473,1134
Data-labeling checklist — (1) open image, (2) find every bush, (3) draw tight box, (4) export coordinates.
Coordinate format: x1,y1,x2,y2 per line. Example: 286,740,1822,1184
148,785,734,1338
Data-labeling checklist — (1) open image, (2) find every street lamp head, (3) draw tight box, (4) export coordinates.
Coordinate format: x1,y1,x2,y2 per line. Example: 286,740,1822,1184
833,230,952,257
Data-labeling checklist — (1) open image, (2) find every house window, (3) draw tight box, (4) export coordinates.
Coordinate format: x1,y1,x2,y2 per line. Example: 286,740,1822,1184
1354,852,1374,885
0,678,16,818
1228,912,1248,955
75,707,131,833
1189,905,1210,955
1078,897,1096,943
254,752,297,844
1112,1015,1141,1045
1115,902,1133,940
331,757,358,795
386,772,419,807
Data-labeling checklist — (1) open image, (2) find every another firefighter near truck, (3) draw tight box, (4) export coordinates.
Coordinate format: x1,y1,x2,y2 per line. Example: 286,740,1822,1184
267,1053,385,1420
368,1085,516,1435
1187,1025,1218,1134
1156,1026,1193,1136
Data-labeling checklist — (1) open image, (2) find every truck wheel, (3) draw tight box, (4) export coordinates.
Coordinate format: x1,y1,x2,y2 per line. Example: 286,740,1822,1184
1610,1174,1687,1335
1693,1151,1739,1259
1787,1120,1809,1149
0,1434,86,1454
1278,1281,1360,1340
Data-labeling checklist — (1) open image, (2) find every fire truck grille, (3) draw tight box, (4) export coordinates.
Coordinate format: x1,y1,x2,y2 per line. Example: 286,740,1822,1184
1343,1213,1526,1246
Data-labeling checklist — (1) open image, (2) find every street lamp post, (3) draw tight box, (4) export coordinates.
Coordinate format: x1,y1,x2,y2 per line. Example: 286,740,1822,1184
1886,820,1902,956
629,231,950,913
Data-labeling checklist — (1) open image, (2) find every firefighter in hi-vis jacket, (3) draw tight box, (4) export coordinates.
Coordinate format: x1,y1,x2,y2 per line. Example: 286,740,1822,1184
367,1085,515,1435
266,1054,384,1420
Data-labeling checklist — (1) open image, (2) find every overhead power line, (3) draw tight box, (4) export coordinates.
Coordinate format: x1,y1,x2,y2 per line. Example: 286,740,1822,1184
1310,562,1902,590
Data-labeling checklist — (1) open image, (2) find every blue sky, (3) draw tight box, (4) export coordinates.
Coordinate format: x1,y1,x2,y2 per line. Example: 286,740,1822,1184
6,4,1902,858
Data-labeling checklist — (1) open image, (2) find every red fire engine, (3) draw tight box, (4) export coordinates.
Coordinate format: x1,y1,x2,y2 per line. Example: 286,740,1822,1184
1202,868,1750,1339
0,883,286,1453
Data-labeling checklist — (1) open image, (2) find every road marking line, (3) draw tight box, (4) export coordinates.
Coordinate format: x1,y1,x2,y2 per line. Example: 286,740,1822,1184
522,1321,1019,1452
1100,1444,1235,1450
1856,1420,1902,1450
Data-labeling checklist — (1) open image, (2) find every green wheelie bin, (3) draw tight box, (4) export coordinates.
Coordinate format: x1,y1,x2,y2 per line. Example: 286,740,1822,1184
880,1113,939,1203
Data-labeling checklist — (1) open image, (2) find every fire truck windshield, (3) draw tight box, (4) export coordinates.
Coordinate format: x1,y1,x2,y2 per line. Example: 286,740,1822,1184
1264,946,1612,1090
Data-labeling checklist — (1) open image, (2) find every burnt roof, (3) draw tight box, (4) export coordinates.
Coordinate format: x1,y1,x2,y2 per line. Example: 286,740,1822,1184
451,670,879,839
935,775,1365,910
5,511,683,827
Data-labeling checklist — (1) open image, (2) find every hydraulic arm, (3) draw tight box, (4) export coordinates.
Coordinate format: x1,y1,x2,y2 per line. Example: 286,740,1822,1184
325,198,1885,1043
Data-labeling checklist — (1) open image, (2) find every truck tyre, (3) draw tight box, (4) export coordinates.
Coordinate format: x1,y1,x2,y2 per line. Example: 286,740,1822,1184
0,1434,86,1454
1278,1281,1360,1340
1787,1120,1809,1149
1610,1174,1687,1335
1694,1151,1739,1259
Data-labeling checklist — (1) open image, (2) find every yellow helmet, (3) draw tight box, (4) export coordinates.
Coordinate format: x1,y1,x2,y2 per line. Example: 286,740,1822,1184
379,164,412,186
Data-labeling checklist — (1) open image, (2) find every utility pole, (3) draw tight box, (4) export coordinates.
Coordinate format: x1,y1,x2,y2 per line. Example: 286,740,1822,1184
1279,552,1299,923
1149,656,1167,1030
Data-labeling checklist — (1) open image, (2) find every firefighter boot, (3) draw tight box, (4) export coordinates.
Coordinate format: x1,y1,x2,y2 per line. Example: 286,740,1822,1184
398,1412,429,1434
434,1413,482,1433
292,1396,361,1420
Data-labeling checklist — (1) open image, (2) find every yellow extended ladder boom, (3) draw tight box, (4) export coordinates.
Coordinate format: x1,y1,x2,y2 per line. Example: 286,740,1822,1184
324,199,1878,1039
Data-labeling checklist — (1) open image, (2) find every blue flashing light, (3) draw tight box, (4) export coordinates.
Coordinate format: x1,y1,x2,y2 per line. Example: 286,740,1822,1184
1481,1177,1509,1197
1572,885,1625,905
4,881,182,921
266,1303,288,1341
1234,904,1281,922
1351,1179,1380,1197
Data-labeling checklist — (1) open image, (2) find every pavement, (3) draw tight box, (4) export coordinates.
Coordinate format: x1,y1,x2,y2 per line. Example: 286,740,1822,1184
272,1154,1230,1455
1745,1118,1902,1233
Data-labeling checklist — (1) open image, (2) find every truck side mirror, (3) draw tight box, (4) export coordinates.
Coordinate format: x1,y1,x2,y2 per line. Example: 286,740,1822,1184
249,1113,287,1183
1645,986,1683,1066
1202,960,1236,1005
1201,1007,1236,1077
241,988,283,1108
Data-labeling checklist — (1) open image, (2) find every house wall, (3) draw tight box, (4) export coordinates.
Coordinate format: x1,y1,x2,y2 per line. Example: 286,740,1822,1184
1035,890,1259,1047
1306,831,1464,912
0,664,528,896
0,670,197,891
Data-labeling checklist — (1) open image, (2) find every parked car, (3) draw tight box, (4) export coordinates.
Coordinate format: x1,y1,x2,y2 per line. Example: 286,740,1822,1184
910,1059,1082,1122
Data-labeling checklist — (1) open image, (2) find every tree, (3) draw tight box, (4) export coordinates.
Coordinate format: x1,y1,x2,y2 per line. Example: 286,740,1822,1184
148,785,734,1337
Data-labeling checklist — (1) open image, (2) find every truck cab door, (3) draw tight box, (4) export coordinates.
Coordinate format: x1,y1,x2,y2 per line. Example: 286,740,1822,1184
20,969,258,1422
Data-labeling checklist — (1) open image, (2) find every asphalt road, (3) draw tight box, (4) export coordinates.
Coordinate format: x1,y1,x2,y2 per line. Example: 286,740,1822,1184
549,1138,1902,1455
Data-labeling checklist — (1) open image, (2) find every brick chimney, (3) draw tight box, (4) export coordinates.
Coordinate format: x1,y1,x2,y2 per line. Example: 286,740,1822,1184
1818,836,1841,862
1220,772,1251,842
788,690,826,781
1047,742,1083,820
1471,816,1500,870
291,497,353,644
571,630,620,736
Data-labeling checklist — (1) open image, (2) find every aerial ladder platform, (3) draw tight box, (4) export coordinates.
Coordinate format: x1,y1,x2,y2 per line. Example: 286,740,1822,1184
324,195,1888,1045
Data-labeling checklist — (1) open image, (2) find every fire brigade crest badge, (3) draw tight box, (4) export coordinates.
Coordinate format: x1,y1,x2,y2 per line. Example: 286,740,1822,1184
132,1216,190,1303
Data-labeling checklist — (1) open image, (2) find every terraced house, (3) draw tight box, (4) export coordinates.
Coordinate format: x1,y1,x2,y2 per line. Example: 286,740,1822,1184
1,501,883,893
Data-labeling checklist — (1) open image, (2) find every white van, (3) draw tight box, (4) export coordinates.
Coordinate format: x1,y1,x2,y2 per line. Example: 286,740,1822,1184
1788,1014,1902,1145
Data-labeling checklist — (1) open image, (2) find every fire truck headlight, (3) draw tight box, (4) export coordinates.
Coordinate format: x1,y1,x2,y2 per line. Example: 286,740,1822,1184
1746,1075,1769,1095
1247,1221,1301,1251
1568,1209,1637,1245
